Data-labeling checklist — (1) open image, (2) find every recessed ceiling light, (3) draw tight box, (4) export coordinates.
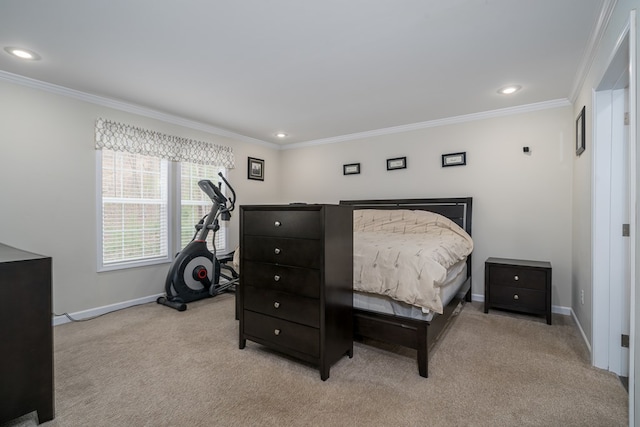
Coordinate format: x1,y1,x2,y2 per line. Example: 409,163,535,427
275,132,288,138
498,85,522,95
4,47,41,60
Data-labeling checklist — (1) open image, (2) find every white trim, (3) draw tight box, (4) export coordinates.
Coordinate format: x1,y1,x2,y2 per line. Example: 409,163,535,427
52,293,164,326
0,70,277,149
572,308,593,354
568,0,618,103
471,292,485,302
0,69,573,151
96,150,173,271
471,293,572,316
628,10,637,426
282,99,571,149
551,305,573,316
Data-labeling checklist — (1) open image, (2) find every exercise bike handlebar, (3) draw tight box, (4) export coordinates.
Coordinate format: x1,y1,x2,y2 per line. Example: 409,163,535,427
197,172,236,212
217,172,236,212
198,179,227,204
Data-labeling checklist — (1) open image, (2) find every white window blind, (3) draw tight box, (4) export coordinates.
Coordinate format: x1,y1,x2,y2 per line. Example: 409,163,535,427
180,163,227,253
101,150,169,266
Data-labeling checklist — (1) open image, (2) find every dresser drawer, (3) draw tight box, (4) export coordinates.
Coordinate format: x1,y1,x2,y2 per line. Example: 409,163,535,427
243,236,321,268
243,210,322,239
244,310,319,357
490,285,546,312
488,265,546,291
242,261,320,298
244,286,320,328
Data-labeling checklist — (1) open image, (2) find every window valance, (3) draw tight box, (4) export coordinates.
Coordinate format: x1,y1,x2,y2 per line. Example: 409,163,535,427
95,118,235,168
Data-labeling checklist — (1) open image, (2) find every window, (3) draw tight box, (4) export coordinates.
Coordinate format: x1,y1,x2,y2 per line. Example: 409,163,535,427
180,162,227,253
98,151,229,271
99,150,170,269
95,118,235,271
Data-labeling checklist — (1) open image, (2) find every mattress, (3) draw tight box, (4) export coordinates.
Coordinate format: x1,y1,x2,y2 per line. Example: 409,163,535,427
353,261,468,322
353,209,473,314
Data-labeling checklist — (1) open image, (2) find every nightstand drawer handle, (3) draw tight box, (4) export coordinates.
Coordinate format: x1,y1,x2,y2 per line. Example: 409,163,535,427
274,301,280,309
514,275,519,281
274,329,280,336
513,294,519,300
274,275,281,282
274,221,281,227
274,248,281,255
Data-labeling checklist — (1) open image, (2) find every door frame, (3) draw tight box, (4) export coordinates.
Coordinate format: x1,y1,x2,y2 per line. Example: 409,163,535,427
591,10,636,425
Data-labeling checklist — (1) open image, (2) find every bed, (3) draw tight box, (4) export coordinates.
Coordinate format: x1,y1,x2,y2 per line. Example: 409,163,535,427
339,197,473,378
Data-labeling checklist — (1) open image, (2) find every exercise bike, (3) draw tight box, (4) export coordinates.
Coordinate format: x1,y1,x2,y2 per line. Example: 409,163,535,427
157,172,238,311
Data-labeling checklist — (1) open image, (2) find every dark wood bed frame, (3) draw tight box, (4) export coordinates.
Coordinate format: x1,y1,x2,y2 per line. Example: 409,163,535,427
339,197,473,378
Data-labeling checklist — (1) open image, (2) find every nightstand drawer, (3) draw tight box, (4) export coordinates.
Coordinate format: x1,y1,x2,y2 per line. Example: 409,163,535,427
489,266,546,291
244,310,319,357
490,285,546,312
243,210,321,239
242,261,320,298
244,286,320,328
243,236,321,268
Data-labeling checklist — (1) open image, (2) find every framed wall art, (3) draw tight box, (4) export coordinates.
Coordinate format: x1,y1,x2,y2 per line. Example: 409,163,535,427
442,152,466,167
386,156,407,171
248,157,264,181
343,163,360,175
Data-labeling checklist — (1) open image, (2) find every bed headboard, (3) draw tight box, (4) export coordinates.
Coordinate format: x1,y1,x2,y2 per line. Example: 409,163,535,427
339,197,472,237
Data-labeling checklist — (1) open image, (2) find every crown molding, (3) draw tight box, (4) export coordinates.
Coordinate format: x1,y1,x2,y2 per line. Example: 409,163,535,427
569,0,618,103
0,70,278,149
282,98,571,150
0,69,572,152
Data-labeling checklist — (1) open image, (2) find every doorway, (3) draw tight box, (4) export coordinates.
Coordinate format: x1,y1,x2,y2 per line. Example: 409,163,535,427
591,11,637,425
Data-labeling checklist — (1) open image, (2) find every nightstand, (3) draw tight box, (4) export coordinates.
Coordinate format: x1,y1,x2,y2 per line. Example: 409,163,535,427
484,257,552,325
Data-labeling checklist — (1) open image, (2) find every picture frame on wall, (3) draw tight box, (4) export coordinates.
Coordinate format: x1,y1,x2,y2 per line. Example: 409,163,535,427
576,106,586,156
247,157,264,181
386,156,407,171
441,152,466,167
343,163,360,175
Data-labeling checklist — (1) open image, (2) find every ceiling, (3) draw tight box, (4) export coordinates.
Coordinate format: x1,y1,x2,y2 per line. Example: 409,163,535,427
0,0,606,146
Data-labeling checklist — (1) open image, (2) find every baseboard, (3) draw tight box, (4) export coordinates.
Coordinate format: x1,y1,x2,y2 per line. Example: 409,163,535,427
52,293,164,326
571,308,592,353
471,293,572,316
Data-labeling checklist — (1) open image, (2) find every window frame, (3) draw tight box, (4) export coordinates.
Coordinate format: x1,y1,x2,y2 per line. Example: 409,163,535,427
97,150,229,272
96,150,174,272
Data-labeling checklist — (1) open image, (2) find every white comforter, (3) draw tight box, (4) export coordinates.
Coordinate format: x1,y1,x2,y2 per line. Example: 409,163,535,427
353,209,473,314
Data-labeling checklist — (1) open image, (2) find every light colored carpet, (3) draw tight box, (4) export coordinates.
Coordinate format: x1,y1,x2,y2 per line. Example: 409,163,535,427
2,294,628,426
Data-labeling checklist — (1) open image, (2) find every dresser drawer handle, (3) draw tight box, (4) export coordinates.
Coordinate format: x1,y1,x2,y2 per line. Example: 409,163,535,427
274,275,280,282
274,221,281,227
274,248,281,255
274,329,280,336
274,301,280,309
513,294,519,300
514,275,519,281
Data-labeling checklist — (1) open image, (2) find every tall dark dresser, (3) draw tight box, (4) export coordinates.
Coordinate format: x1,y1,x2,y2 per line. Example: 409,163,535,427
239,204,353,380
0,244,54,424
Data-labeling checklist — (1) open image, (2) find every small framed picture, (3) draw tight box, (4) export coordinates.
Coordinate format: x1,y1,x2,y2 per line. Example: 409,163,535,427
576,106,585,156
386,156,407,171
442,152,466,167
343,163,360,175
248,157,264,181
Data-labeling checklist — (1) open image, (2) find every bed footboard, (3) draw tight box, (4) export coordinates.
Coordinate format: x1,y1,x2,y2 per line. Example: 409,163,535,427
354,277,470,377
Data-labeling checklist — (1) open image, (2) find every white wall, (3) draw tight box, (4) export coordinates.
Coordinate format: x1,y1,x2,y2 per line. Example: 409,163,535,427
571,0,639,349
0,79,281,314
280,107,574,307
